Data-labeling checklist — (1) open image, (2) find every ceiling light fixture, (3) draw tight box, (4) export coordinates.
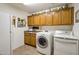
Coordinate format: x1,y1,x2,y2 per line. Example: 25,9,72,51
23,3,34,5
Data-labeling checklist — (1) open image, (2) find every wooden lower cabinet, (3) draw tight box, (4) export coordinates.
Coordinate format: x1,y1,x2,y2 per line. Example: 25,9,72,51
24,32,36,47
30,36,36,46
24,35,31,45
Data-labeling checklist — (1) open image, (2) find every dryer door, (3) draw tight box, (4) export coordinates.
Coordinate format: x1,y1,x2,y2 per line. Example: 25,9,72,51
38,36,48,48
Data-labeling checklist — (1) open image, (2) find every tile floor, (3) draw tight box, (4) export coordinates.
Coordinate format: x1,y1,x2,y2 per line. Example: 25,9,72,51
13,45,41,55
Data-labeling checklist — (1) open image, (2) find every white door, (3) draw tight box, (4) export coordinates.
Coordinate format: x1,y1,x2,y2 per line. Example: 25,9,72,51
0,13,11,55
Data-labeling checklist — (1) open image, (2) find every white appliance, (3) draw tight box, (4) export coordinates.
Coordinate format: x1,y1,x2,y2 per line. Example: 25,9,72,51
0,13,12,55
36,31,54,55
54,23,79,55
54,36,78,55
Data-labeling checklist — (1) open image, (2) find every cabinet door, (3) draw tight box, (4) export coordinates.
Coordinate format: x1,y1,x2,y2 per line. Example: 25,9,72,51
28,16,34,26
45,13,53,25
52,11,62,25
30,33,36,47
24,33,31,45
71,7,74,24
33,15,40,26
24,35,31,45
40,14,46,25
31,36,36,47
62,8,74,25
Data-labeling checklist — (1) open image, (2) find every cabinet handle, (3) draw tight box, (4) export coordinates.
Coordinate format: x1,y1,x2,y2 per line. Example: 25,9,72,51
54,37,77,41
65,38,78,40
54,37,64,39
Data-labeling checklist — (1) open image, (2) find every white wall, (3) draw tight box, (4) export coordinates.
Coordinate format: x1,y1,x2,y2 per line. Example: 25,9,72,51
73,3,79,23
69,4,79,38
0,3,29,50
41,25,73,31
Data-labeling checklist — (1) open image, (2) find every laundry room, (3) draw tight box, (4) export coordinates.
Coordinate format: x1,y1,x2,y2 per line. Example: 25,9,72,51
0,3,79,55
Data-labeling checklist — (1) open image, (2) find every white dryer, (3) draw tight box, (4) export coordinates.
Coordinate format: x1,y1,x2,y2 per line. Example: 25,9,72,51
36,32,54,55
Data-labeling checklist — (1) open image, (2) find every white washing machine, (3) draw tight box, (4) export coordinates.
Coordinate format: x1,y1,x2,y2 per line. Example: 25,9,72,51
36,31,54,55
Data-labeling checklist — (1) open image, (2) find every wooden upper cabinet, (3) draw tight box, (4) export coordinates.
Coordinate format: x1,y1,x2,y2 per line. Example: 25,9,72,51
62,8,74,25
40,13,46,25
45,12,53,25
33,15,40,26
71,7,74,24
28,16,34,26
28,7,74,26
52,10,62,25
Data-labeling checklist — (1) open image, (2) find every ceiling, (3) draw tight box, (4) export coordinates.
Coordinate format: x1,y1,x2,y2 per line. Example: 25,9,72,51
9,3,67,13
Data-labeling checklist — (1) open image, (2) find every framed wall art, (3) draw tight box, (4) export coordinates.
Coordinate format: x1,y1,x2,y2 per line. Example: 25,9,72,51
17,17,26,27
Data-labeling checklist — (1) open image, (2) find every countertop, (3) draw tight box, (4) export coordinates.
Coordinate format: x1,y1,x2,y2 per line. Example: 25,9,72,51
24,30,79,40
24,30,42,33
